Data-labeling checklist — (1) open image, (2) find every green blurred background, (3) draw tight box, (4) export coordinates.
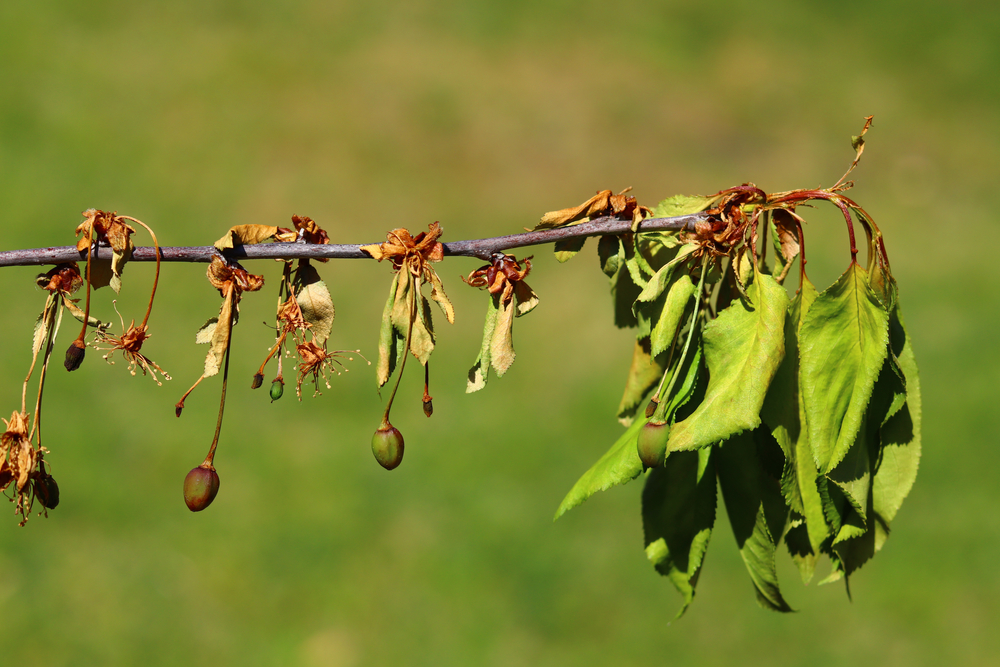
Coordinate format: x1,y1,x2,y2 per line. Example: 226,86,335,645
1,1,997,664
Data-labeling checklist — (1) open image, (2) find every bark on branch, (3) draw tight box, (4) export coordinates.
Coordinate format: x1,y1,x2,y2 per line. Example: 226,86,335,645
0,214,706,268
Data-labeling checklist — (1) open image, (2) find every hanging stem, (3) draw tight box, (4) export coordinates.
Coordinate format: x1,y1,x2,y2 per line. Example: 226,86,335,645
380,271,416,428
203,286,235,468
652,256,708,421
119,216,161,330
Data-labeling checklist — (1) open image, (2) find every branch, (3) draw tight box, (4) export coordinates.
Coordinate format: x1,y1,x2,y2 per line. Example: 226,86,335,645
0,213,707,268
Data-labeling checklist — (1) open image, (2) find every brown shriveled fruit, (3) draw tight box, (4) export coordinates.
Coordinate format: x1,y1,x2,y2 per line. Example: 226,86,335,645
64,339,86,371
34,471,60,510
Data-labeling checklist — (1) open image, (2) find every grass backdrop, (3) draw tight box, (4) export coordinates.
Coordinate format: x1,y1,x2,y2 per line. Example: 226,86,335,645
1,1,998,665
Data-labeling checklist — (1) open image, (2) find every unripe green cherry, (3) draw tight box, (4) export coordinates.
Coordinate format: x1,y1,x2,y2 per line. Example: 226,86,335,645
183,464,220,511
270,379,284,401
637,419,670,468
371,423,404,470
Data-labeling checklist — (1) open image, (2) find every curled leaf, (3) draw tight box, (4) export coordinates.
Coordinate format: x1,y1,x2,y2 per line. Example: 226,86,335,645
214,225,279,251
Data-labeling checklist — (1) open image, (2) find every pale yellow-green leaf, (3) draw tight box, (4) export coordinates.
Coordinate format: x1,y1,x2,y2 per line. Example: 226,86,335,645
203,295,233,378
196,318,219,344
514,281,539,316
296,268,335,346
490,294,517,376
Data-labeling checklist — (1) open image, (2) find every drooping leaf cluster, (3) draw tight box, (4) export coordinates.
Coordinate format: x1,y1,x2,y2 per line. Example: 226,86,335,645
554,119,920,615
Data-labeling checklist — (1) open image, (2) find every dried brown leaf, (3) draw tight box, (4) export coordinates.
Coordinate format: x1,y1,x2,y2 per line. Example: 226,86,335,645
214,224,279,251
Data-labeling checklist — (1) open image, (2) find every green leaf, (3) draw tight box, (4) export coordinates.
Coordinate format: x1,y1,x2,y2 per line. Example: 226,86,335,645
376,273,403,388
466,293,500,393
642,447,716,618
760,279,828,582
716,428,793,612
615,340,664,425
555,415,648,519
668,272,788,452
651,194,717,218
553,236,587,263
660,332,704,424
872,303,921,548
598,235,623,278
649,275,696,359
799,262,889,473
610,261,642,329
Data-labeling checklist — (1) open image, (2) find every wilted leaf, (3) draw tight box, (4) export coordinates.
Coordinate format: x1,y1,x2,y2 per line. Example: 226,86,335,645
537,190,614,229
87,258,114,290
872,303,921,547
642,447,716,618
553,237,587,263
376,273,402,388
490,292,517,376
196,318,219,344
426,269,455,325
295,264,335,347
466,294,500,393
716,428,793,612
214,224,279,251
616,340,663,425
513,281,538,316
203,289,235,378
60,295,108,330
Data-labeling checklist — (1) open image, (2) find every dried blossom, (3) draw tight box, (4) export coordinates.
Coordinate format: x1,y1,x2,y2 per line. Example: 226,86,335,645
463,253,539,392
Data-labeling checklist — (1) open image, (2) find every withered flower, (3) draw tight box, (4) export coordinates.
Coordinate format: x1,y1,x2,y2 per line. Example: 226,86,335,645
274,215,331,257
176,256,264,415
90,217,170,384
361,222,456,468
251,228,363,400
361,222,455,390
75,208,137,293
1,411,34,496
94,317,171,385
463,253,539,392
294,340,357,398
1,411,53,526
